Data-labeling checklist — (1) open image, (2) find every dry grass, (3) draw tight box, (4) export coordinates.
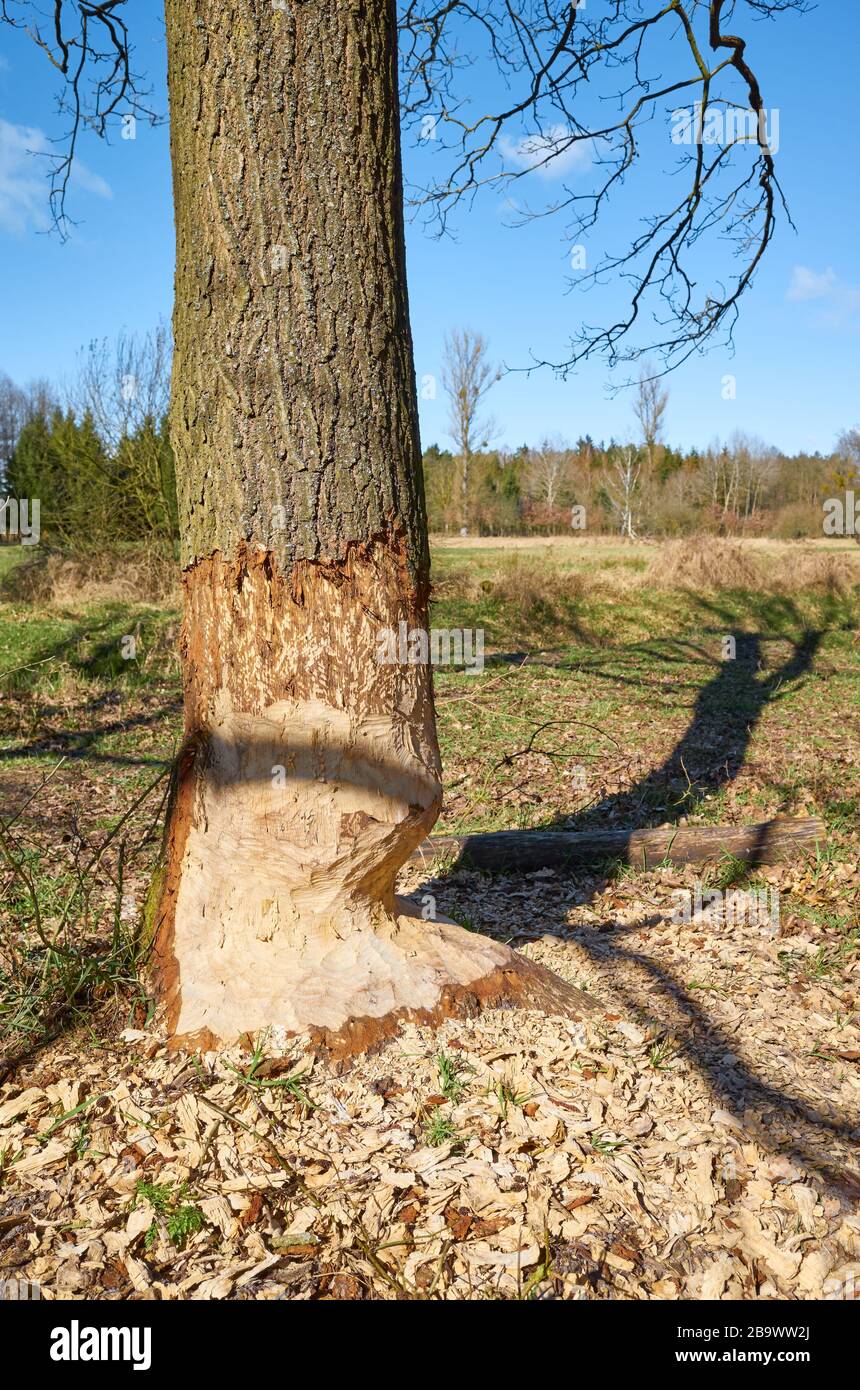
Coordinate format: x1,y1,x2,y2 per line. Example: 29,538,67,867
490,555,585,608
433,555,588,639
648,536,860,593
1,545,180,607
786,550,860,593
431,563,487,603
647,537,770,591
3,537,856,613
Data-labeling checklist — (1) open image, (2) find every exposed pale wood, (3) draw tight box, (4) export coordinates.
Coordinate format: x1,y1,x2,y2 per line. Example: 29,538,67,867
152,545,597,1050
412,818,825,872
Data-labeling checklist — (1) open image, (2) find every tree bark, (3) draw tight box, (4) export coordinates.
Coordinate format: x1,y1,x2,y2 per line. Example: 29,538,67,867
460,451,470,534
151,0,593,1054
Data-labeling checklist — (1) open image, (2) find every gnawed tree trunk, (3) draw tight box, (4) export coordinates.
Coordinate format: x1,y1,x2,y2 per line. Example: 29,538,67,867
150,0,595,1055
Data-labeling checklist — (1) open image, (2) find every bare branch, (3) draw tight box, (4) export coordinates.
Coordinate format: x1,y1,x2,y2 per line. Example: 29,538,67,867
0,0,162,237
399,0,811,372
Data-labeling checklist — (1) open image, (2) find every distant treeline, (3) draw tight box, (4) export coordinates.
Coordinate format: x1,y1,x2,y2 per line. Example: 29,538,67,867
423,436,858,539
2,344,857,547
2,403,177,549
0,327,178,551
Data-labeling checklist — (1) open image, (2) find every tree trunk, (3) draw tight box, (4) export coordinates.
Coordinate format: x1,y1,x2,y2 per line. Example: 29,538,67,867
460,451,471,534
151,0,593,1056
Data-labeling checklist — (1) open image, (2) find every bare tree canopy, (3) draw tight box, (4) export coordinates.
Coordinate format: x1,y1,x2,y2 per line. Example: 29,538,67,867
442,328,499,456
836,428,860,484
3,0,809,363
635,361,670,470
527,438,570,514
72,321,172,453
400,0,808,371
603,443,643,538
0,373,56,468
442,327,499,530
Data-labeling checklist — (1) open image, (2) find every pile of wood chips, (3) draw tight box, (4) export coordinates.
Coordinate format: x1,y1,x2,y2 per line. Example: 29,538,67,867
1,862,858,1301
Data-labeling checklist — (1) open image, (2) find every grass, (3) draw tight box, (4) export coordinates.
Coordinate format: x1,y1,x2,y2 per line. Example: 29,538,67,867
711,852,755,891
492,1077,531,1119
0,547,27,586
1,534,858,1057
779,931,860,983
2,538,857,838
448,909,479,932
436,1050,472,1102
423,1111,459,1147
135,1178,205,1251
226,1035,316,1108
648,1037,681,1071
426,540,860,840
0,763,164,1062
687,977,729,998
40,1093,103,1145
590,1133,629,1154
418,1053,475,1146
825,799,860,833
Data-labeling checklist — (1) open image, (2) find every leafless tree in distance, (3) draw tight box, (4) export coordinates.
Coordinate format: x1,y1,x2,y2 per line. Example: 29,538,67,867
605,445,643,539
635,362,670,475
442,328,499,533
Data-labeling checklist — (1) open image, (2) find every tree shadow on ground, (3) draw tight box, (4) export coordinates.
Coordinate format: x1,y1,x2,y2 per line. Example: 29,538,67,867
545,594,826,833
0,602,180,777
565,917,857,1197
425,599,859,1199
4,589,855,1199
0,700,180,771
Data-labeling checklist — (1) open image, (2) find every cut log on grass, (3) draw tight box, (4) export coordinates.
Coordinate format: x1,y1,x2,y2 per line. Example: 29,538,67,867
412,818,825,873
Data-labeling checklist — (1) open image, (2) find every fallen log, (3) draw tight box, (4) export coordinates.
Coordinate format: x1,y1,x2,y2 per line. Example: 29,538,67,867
410,817,824,873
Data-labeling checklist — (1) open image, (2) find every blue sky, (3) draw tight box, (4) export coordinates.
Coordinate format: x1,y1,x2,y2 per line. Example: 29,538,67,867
0,0,857,455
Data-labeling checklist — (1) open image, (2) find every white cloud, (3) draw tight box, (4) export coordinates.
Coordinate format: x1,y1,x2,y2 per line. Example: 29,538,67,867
787,265,838,302
72,160,113,200
0,119,112,235
0,121,49,233
786,263,860,328
499,124,593,181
